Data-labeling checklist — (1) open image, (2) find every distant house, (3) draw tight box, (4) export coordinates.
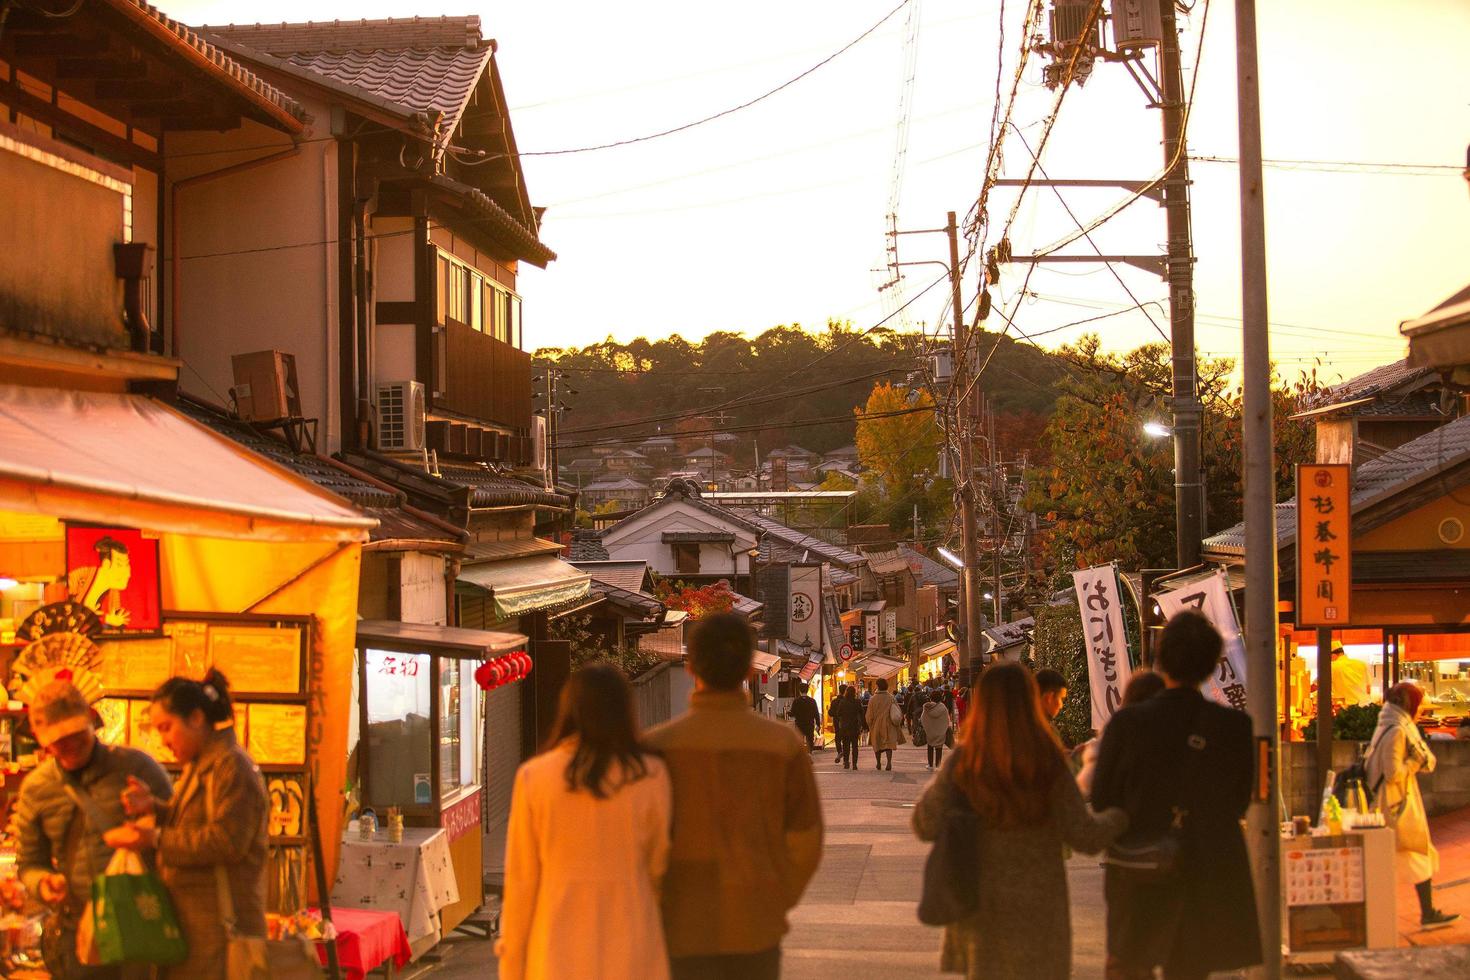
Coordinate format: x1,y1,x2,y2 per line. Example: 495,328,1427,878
581,477,651,512
637,435,678,457
824,444,860,464
604,449,650,474
683,447,732,482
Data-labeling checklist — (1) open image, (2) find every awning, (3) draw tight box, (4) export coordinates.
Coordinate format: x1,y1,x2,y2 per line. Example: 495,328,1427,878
0,385,374,542
357,620,526,660
856,655,906,681
921,639,957,662
751,649,781,674
458,554,591,619
798,657,822,681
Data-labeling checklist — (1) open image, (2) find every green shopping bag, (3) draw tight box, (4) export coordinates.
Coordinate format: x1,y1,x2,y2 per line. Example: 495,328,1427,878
89,849,188,965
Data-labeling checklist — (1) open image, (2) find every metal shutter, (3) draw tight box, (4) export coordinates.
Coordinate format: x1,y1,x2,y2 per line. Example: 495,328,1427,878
480,679,522,885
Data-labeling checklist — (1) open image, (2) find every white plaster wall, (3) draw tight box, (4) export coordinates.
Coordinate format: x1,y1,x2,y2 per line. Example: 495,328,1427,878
600,500,756,576
400,552,447,625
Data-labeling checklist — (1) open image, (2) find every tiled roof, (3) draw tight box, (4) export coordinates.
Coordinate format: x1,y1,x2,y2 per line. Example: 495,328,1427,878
570,560,649,596
429,174,556,267
899,545,959,588
1204,413,1470,555
588,579,663,619
737,509,864,568
108,0,305,130
435,462,571,509
177,397,462,545
584,478,648,491
568,530,610,562
860,546,911,577
201,16,487,134
1319,358,1436,406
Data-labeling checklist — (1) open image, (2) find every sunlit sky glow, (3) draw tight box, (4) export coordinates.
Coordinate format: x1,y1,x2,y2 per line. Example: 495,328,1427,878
170,0,1470,385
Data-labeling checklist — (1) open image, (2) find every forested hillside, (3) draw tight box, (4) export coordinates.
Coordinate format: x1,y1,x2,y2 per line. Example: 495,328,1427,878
535,320,1067,457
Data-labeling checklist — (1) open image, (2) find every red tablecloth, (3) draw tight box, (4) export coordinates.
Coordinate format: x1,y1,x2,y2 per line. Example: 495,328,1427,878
313,907,413,980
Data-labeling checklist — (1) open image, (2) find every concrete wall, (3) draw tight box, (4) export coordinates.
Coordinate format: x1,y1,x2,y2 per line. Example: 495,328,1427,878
168,106,341,450
1286,740,1470,819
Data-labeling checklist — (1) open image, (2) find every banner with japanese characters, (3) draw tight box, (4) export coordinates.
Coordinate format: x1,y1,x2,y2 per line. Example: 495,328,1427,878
1072,564,1134,731
1295,464,1352,627
787,564,823,650
1155,569,1249,712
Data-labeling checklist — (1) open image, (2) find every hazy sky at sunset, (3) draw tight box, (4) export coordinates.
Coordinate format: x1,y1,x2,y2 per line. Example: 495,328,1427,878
171,0,1469,385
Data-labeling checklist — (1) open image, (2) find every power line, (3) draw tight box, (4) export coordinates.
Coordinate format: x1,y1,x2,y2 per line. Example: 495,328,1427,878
1189,154,1462,176
489,0,913,159
558,403,936,450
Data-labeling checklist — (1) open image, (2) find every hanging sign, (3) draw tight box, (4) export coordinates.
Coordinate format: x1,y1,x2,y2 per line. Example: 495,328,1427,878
864,612,880,650
882,610,897,644
1072,564,1134,731
788,564,822,649
1295,464,1352,627
1156,569,1249,712
849,625,864,651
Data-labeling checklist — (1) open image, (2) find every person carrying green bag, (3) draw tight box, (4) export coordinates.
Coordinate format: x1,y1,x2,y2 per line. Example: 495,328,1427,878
84,848,188,966
12,679,173,979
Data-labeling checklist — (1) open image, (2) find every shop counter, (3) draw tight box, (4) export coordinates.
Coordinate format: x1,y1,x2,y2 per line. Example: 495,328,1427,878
331,828,460,959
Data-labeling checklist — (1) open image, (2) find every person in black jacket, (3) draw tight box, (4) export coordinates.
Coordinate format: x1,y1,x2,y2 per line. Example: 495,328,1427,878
1090,611,1261,980
830,686,867,770
790,681,821,753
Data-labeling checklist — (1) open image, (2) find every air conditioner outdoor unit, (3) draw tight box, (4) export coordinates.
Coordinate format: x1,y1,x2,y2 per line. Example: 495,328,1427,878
376,380,426,451
231,350,302,422
1111,0,1162,50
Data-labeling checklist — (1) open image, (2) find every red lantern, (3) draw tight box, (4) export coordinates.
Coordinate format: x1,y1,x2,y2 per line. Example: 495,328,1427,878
518,652,533,678
473,661,494,690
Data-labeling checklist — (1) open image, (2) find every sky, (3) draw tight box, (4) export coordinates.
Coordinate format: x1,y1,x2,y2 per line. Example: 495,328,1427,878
170,0,1470,386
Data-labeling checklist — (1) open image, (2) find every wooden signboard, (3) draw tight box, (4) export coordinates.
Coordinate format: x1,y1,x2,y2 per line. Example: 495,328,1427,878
1296,465,1351,627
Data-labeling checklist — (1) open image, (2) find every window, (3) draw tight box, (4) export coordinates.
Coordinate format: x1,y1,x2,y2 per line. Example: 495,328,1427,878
363,649,432,809
674,543,701,575
434,249,522,342
439,659,480,793
468,272,483,331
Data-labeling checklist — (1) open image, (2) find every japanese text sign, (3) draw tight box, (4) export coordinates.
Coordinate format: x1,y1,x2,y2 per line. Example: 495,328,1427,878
1155,570,1249,712
1296,464,1351,627
1072,564,1135,731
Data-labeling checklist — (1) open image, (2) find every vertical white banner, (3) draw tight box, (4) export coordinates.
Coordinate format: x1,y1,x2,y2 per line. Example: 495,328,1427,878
1155,569,1249,712
788,564,823,650
1072,564,1135,731
882,610,897,644
864,613,880,650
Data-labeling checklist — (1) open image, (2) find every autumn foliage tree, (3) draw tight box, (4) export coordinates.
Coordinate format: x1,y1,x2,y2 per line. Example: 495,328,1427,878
652,576,737,620
855,382,941,496
1023,336,1324,584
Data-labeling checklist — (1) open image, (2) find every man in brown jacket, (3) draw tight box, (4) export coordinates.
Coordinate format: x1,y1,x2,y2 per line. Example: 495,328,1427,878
648,613,824,980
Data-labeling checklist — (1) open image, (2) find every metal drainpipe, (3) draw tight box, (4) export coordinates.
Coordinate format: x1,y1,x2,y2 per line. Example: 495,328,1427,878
354,196,372,448
168,146,300,360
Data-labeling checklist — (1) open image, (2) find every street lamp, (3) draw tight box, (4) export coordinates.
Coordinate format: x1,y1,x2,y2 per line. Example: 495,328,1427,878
1143,421,1172,439
935,546,964,569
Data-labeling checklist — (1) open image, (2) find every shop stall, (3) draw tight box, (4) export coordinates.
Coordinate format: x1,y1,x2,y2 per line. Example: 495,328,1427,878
352,620,528,940
0,384,373,904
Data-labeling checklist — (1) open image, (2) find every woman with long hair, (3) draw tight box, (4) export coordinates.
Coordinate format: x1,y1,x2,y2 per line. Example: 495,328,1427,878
105,670,268,980
496,664,672,979
912,663,1126,979
1366,681,1460,928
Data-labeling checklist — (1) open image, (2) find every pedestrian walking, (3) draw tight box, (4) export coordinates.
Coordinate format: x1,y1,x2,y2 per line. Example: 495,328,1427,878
919,692,952,769
912,663,1126,980
105,671,267,980
907,685,928,743
954,686,969,730
790,681,821,753
864,678,905,771
11,680,172,980
1365,681,1460,928
647,614,823,980
497,664,672,979
1090,611,1261,980
830,686,866,770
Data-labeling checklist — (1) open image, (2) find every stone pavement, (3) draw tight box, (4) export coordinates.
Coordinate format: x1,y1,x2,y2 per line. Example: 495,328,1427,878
1396,805,1470,947
784,739,1109,980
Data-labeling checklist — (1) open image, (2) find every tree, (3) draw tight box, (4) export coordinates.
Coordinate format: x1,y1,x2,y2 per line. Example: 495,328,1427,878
1022,336,1325,586
855,382,941,497
651,576,737,619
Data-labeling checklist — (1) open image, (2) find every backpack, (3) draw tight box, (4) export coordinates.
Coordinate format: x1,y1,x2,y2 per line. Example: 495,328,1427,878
1333,729,1388,807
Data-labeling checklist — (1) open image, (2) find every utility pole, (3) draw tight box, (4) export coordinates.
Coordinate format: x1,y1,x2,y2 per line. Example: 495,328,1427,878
1235,0,1282,973
988,400,1003,625
1159,0,1204,570
947,211,988,673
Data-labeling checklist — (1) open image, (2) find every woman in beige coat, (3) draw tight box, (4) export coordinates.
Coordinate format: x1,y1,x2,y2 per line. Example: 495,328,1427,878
106,670,269,979
1365,682,1459,928
497,664,672,980
864,678,905,771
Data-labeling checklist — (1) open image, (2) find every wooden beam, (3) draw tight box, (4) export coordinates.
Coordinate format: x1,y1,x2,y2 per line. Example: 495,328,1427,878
159,113,242,133
54,58,150,81
93,78,179,102
0,74,161,168
10,34,115,58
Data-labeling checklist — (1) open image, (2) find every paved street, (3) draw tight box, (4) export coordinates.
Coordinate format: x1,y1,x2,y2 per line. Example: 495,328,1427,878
785,739,1108,980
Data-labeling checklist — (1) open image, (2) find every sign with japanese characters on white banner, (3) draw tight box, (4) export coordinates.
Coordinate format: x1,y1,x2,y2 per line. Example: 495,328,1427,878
864,612,880,650
882,610,897,644
788,564,823,650
1154,569,1249,712
1072,564,1134,731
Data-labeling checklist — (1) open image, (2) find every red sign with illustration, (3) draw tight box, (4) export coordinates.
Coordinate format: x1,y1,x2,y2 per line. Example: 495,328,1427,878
64,525,161,632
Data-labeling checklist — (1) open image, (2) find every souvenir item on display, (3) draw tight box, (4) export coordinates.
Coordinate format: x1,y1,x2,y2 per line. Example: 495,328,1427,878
11,628,104,705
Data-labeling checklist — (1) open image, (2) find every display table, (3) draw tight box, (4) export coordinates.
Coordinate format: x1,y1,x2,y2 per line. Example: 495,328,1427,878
331,828,460,959
314,908,412,980
1283,826,1396,965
